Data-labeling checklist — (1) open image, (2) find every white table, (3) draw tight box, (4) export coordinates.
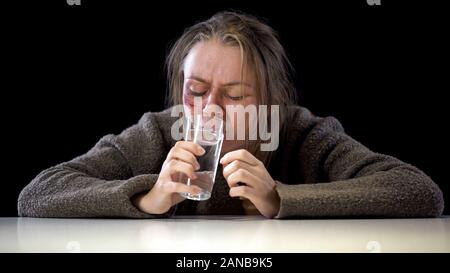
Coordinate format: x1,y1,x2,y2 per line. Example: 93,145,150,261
1,216,449,253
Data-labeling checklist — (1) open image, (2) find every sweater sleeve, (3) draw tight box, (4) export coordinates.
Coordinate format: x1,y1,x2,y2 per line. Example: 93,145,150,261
18,112,173,218
275,114,445,219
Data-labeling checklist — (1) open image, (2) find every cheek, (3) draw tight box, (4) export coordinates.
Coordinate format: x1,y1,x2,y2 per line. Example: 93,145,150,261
183,92,194,107
182,94,194,118
245,95,258,106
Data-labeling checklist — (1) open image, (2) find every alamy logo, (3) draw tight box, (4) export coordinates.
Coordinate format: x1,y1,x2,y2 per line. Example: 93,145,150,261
366,0,381,5
67,0,81,6
66,240,81,253
366,241,382,253
170,98,280,152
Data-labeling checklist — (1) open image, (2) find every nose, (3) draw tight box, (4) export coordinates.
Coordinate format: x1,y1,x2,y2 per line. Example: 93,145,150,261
203,87,224,114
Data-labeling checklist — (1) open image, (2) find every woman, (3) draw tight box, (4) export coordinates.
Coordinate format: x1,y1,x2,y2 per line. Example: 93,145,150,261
18,11,444,218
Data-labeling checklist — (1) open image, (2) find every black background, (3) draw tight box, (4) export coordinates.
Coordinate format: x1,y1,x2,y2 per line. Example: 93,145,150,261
1,0,448,216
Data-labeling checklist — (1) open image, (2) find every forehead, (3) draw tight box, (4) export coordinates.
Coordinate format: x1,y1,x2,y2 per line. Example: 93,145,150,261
183,40,255,84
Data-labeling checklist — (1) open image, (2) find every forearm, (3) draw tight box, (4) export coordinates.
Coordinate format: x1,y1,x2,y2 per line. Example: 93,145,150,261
275,165,444,218
18,166,161,218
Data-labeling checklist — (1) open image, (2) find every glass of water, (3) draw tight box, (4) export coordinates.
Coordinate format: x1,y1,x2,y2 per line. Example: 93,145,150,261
178,114,224,201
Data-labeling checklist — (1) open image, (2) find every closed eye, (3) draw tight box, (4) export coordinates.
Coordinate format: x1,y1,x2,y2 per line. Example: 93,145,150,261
225,94,246,101
187,89,208,97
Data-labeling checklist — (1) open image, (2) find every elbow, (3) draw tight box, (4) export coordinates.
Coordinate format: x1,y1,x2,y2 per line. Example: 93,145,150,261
17,173,53,218
17,165,72,218
392,167,445,217
420,177,445,217
17,180,42,217
17,183,34,217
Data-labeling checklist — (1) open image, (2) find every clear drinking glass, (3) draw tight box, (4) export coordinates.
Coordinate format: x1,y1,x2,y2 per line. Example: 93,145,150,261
178,115,224,201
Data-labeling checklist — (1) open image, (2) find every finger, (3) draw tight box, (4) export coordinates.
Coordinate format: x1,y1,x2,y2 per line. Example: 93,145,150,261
162,181,202,195
167,147,200,170
220,149,261,166
226,168,259,189
229,185,255,200
222,159,257,180
167,159,197,179
174,141,205,156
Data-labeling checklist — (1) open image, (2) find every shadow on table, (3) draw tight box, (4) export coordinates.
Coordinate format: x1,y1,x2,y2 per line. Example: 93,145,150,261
171,215,267,221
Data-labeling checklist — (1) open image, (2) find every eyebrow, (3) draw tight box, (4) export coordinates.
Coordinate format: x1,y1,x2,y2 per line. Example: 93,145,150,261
187,76,253,88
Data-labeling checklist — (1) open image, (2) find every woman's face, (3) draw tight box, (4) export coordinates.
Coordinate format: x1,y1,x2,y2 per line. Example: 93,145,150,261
182,40,258,151
182,39,258,117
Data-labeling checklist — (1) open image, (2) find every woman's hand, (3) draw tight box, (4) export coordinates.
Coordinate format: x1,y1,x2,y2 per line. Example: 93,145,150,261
220,149,280,218
132,141,205,215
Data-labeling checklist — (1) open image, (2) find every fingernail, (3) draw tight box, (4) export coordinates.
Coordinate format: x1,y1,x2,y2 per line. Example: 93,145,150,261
198,147,205,155
195,163,200,170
